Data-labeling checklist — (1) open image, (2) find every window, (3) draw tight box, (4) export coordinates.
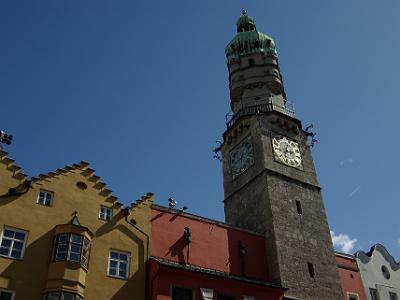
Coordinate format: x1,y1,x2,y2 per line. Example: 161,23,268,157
307,262,315,278
217,295,235,300
108,250,129,279
296,201,303,214
53,233,90,268
200,288,213,300
99,206,112,221
381,265,391,279
390,292,398,300
172,287,193,300
37,190,53,206
44,292,83,300
0,227,27,259
248,59,254,66
348,293,359,300
369,288,379,300
0,289,15,300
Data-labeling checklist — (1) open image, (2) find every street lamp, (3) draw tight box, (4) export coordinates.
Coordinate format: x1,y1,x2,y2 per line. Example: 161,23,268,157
0,130,13,146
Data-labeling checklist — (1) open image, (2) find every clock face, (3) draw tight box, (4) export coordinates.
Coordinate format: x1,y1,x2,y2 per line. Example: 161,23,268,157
230,136,254,178
272,136,302,168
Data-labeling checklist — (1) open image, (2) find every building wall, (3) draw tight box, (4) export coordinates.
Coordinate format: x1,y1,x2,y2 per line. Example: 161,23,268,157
222,114,344,300
356,244,400,300
150,205,269,280
335,253,367,300
0,151,152,300
148,260,284,300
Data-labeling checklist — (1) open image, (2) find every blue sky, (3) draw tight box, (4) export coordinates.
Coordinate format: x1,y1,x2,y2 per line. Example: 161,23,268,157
1,1,399,258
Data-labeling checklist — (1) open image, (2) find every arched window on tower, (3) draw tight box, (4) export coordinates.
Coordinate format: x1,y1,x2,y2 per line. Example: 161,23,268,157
249,59,254,66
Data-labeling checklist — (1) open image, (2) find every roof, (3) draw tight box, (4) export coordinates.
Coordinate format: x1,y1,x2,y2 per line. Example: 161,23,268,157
355,243,400,271
225,11,277,61
150,256,286,290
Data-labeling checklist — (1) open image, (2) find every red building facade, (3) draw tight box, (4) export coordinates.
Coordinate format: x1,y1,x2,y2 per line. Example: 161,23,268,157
335,252,367,300
149,205,285,300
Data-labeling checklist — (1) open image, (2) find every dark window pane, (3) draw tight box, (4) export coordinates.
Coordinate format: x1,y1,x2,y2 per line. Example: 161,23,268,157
11,249,22,259
13,241,23,250
48,293,60,300
61,292,75,300
172,287,192,300
119,254,127,261
119,262,127,270
217,295,235,300
70,244,81,254
0,291,13,300
14,232,25,240
3,230,14,238
57,244,68,252
69,252,80,262
71,235,82,244
109,268,116,276
1,239,11,248
110,252,119,259
118,269,126,278
0,247,10,256
58,234,69,243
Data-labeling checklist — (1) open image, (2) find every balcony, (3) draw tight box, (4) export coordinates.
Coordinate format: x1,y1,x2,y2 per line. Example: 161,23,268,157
225,101,295,129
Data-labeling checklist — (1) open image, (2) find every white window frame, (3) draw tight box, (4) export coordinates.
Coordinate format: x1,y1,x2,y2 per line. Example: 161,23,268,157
99,206,112,221
107,250,130,279
0,288,15,300
0,226,28,260
37,190,54,206
347,292,359,300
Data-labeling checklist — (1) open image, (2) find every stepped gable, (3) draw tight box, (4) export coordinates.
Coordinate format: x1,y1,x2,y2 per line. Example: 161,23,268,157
129,192,154,211
0,150,28,182
30,160,123,208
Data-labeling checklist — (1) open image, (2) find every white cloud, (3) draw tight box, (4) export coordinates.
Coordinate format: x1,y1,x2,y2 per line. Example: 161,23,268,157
330,231,357,253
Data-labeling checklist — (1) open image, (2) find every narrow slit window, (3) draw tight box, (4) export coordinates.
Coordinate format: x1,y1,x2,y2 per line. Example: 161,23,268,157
307,262,315,278
248,59,254,66
296,201,303,214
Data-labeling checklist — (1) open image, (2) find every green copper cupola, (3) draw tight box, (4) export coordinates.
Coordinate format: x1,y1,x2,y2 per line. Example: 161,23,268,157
225,10,277,62
224,10,289,118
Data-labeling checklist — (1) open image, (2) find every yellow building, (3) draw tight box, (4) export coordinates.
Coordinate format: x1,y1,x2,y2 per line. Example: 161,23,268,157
0,150,153,300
